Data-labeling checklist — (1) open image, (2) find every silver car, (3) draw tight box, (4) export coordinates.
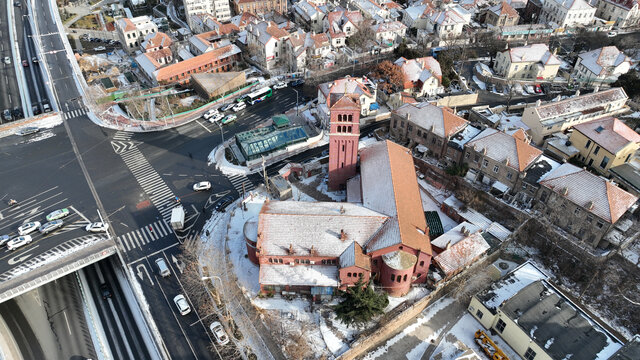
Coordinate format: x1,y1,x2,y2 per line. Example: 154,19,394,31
39,220,64,234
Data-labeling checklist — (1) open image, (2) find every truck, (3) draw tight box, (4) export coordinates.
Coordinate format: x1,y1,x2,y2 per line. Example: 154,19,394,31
170,206,185,230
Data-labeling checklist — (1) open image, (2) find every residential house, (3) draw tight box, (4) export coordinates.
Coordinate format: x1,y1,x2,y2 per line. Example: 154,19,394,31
463,128,543,192
521,87,629,144
324,10,364,48
189,14,239,35
391,102,469,160
230,12,259,31
572,46,631,85
352,0,390,23
153,42,241,85
431,222,490,280
292,0,327,33
483,1,520,27
596,0,640,28
522,0,543,23
140,32,172,53
233,0,286,16
371,21,407,47
469,262,624,360
285,29,331,71
189,32,237,55
383,1,404,21
116,16,158,53
426,5,471,39
570,117,640,175
317,76,378,126
533,163,638,248
135,48,174,82
493,44,561,80
539,0,596,28
610,160,640,197
183,0,231,30
512,154,561,206
402,4,434,29
246,21,290,70
394,56,443,97
251,140,432,298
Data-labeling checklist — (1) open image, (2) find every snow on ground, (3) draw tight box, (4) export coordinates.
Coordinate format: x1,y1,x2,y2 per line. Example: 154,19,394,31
419,185,458,232
472,75,486,90
431,313,522,360
316,177,346,202
385,287,430,313
208,143,251,175
623,111,640,119
364,297,454,360
358,135,379,150
179,95,199,106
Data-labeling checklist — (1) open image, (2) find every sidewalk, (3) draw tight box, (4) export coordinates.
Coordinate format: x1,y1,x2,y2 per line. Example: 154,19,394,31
200,210,287,360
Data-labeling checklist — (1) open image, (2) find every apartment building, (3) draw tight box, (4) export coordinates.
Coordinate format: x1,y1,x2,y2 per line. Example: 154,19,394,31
293,0,328,33
426,5,471,39
572,46,631,85
246,21,290,70
183,0,231,30
521,88,629,145
233,0,287,16
483,1,519,27
493,43,560,80
116,16,158,53
595,0,640,28
539,0,596,27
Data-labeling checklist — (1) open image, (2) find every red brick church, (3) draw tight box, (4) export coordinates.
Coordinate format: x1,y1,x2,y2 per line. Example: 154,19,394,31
244,84,432,299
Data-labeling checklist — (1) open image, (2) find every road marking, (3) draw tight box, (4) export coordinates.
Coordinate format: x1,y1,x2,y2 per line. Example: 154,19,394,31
136,263,154,285
63,311,72,335
195,120,211,133
69,205,91,223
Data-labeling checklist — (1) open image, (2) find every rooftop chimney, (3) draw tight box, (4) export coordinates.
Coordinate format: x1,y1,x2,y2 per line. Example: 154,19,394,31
340,205,345,214
288,243,294,255
562,187,569,196
340,229,347,241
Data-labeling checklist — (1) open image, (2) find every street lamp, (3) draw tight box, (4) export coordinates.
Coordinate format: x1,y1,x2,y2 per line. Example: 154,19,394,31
292,88,299,116
216,120,224,144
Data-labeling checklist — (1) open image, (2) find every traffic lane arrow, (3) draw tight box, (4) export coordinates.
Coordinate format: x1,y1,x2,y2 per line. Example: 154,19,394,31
136,263,154,285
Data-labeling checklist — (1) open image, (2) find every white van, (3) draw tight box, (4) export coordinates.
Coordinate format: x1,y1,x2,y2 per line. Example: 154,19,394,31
155,258,170,277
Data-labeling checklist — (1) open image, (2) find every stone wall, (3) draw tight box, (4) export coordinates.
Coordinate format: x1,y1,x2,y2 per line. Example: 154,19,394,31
435,93,479,108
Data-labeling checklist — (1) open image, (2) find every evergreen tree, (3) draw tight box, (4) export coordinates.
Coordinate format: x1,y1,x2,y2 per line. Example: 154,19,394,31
333,278,389,328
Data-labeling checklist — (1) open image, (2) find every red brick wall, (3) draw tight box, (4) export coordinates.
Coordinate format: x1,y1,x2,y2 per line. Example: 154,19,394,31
328,108,360,190
339,266,370,289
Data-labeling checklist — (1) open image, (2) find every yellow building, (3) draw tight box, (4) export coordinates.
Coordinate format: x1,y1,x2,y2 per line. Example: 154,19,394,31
570,117,640,176
468,262,624,360
493,44,560,80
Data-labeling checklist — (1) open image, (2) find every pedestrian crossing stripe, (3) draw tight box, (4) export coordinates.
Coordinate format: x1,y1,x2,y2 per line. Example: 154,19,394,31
117,220,173,252
113,131,133,141
63,108,88,120
227,174,255,194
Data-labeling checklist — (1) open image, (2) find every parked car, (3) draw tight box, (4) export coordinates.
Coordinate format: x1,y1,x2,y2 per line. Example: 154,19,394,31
39,220,64,234
18,221,41,236
202,108,219,120
7,235,32,251
46,208,70,221
22,59,28,67
94,46,106,51
174,294,191,315
219,103,235,112
215,196,234,212
232,102,246,112
16,126,39,136
221,114,237,125
4,57,10,65
210,321,230,345
534,84,543,94
235,94,249,103
0,235,11,247
608,31,618,37
273,81,287,90
86,222,109,233
193,181,211,191
290,79,304,87
3,109,12,121
209,112,224,123
100,283,112,299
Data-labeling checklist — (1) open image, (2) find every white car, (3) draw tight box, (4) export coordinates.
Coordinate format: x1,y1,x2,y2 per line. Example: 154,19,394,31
86,222,109,233
7,235,32,251
94,46,106,51
208,112,224,123
202,108,219,120
18,221,41,236
608,31,618,37
273,81,287,90
210,321,230,345
193,181,211,191
4,57,10,65
174,294,191,315
232,102,246,112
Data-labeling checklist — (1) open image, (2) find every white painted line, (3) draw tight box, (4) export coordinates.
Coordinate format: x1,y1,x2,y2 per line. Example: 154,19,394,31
195,120,212,133
132,232,142,248
136,229,148,244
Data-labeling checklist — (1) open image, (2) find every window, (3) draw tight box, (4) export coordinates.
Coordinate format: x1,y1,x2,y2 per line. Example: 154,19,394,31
419,261,424,267
393,119,397,128
493,165,499,173
400,121,405,128
495,318,506,333
269,258,273,263
475,155,480,163
476,309,484,319
391,274,395,281
586,215,593,223
295,259,300,264
506,172,513,180
407,124,413,132
594,146,600,155
626,154,632,163
278,259,283,263
403,274,407,281
417,130,422,137
432,137,437,144
574,208,580,215
465,152,471,159
342,144,345,151
396,276,401,283
540,192,548,202
359,273,363,277
599,156,609,169
373,259,377,266
585,139,592,148
483,159,489,167
596,221,604,229
347,272,352,277
524,348,537,360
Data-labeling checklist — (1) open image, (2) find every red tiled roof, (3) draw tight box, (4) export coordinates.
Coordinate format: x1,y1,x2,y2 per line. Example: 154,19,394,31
143,32,172,51
154,44,237,82
118,18,136,32
496,1,519,17
573,117,640,154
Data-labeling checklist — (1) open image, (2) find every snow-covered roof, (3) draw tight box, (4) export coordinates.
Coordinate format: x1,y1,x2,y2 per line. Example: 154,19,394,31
539,163,638,223
577,46,630,77
189,35,212,54
466,128,543,172
432,222,481,249
248,21,289,45
394,102,468,138
382,250,417,270
360,141,431,254
601,0,640,11
319,77,376,107
449,125,481,150
534,88,628,121
488,1,519,18
573,117,640,154
258,201,388,257
477,261,548,309
433,231,489,276
346,175,362,203
430,8,466,25
394,56,442,85
545,0,594,10
372,21,407,33
141,32,172,51
404,4,429,21
293,0,327,22
506,43,560,65
443,196,511,236
259,264,339,287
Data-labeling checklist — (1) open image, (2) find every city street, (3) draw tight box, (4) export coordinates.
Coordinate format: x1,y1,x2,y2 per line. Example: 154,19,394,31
0,2,22,121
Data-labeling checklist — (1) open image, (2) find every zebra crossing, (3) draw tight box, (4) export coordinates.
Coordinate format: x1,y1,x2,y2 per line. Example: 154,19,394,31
113,131,133,141
63,107,89,120
228,174,255,195
120,147,177,221
117,220,174,252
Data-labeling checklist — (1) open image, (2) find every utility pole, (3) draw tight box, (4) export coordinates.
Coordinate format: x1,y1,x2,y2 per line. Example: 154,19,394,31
262,156,269,195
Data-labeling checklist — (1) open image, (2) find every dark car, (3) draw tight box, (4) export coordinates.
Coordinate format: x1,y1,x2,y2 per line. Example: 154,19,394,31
11,107,21,118
214,196,234,212
0,235,10,247
100,283,112,299
235,94,249,103
290,79,304,87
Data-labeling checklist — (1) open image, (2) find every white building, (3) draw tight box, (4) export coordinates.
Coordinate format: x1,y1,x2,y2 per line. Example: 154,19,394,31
426,5,471,39
539,0,595,28
317,76,378,125
183,0,231,30
324,10,364,48
246,21,290,70
371,21,407,46
352,0,390,23
394,56,443,97
595,0,640,28
116,16,158,53
292,0,328,33
572,46,631,84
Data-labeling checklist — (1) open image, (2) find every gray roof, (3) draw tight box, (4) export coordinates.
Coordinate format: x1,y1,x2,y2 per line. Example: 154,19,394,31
610,163,640,193
501,281,621,359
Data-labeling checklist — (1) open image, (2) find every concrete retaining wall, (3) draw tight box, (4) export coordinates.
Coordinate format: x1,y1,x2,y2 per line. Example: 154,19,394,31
435,93,479,108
